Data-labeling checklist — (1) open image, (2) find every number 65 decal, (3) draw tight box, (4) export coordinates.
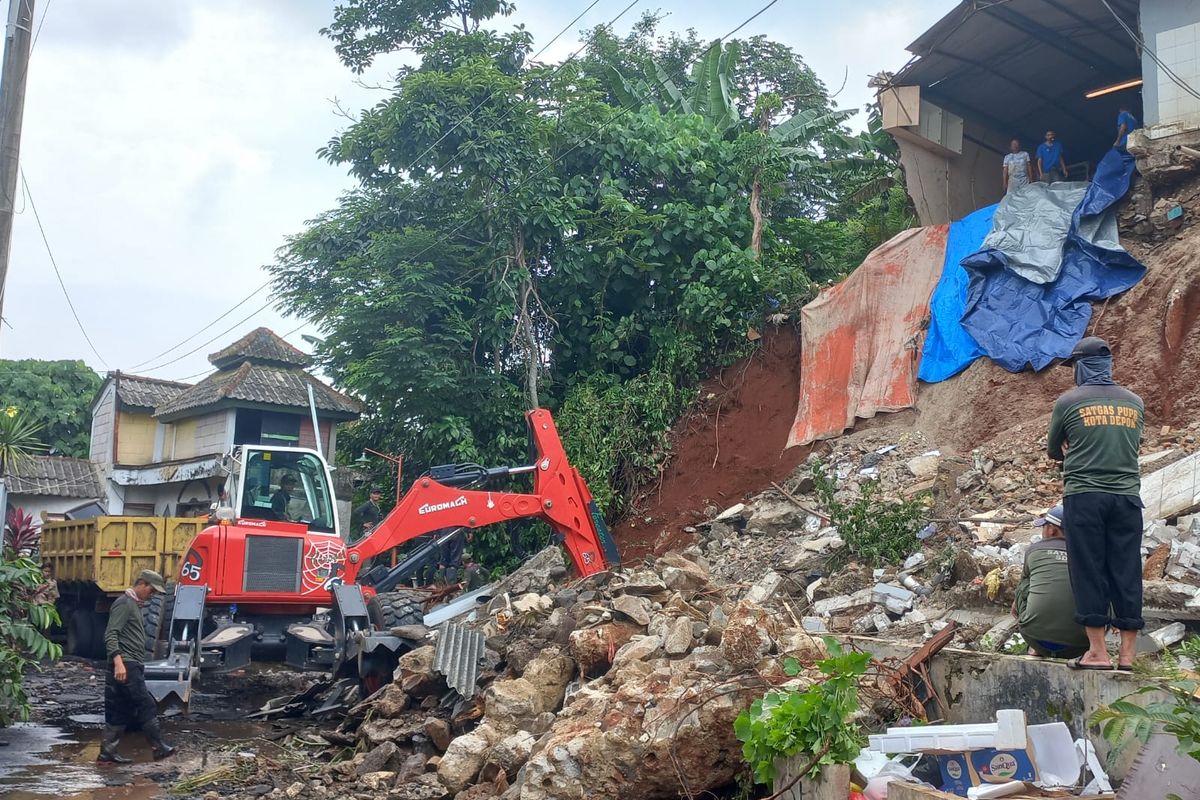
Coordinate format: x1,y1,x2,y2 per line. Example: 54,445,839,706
181,548,204,582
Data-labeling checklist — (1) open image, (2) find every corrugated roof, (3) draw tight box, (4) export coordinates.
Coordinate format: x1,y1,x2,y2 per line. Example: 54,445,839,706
114,373,190,409
6,455,104,499
155,361,361,420
433,622,486,699
208,327,312,369
890,0,1143,160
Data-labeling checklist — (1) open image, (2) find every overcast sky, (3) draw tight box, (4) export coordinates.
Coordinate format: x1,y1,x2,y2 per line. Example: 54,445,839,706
3,0,953,382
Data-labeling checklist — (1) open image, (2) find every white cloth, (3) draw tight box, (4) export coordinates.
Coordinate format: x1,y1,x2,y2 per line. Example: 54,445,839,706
1003,151,1031,192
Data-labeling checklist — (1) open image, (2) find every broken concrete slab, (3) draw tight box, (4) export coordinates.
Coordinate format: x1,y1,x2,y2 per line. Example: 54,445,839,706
1141,451,1200,523
870,583,915,616
1140,622,1187,654
745,570,784,605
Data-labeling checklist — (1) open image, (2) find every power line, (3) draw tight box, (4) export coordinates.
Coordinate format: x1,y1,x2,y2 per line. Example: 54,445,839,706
126,278,271,369
138,298,273,373
379,0,783,274
128,0,622,362
168,319,311,383
19,170,108,367
1098,0,1200,102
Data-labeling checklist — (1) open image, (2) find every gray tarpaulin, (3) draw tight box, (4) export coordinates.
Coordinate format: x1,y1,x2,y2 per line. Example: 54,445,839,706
979,181,1087,284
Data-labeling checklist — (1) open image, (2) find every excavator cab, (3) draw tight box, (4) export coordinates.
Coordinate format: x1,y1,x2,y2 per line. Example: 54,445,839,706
230,447,340,537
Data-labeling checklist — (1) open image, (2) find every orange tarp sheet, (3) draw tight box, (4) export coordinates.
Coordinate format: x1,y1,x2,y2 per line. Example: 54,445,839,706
787,225,949,448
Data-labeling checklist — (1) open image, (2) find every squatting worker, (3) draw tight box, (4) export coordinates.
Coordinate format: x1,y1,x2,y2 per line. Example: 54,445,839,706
1037,130,1068,182
1012,505,1088,659
1002,138,1033,195
1047,336,1145,671
99,570,176,763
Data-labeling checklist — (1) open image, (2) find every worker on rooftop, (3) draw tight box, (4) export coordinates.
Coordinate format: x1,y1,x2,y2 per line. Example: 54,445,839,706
1114,103,1141,151
99,570,176,763
1012,505,1088,659
1002,138,1033,195
1036,129,1068,183
1047,337,1145,671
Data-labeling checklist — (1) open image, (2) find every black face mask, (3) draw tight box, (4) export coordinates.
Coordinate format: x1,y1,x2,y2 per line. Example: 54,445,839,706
1074,354,1114,386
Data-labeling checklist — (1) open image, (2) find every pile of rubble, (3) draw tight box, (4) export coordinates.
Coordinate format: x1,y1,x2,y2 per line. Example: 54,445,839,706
212,547,868,800
195,415,1199,800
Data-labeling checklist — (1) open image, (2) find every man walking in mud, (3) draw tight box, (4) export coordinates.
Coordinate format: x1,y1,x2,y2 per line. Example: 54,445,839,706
99,570,176,763
1047,337,1145,671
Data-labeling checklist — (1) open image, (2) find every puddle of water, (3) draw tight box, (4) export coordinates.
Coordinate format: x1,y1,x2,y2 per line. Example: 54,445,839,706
0,723,108,797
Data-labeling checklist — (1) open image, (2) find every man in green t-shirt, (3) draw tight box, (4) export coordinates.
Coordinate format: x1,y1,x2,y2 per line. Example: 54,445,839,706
1047,337,1144,671
1013,505,1088,659
99,570,176,763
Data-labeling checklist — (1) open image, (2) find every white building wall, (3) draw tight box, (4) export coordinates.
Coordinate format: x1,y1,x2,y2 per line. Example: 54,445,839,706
1142,0,1200,129
11,494,88,522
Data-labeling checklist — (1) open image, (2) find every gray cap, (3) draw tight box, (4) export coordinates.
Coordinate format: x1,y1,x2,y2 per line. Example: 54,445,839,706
137,569,167,593
1034,505,1064,529
1060,336,1111,366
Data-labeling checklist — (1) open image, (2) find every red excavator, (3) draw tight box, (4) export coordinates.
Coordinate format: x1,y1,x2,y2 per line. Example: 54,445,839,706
144,409,619,705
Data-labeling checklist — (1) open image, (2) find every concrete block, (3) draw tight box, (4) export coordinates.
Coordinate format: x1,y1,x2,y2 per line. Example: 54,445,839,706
1142,453,1200,522
745,570,784,605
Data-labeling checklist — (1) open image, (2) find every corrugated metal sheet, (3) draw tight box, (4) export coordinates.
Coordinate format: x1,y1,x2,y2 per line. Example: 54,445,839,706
433,622,485,700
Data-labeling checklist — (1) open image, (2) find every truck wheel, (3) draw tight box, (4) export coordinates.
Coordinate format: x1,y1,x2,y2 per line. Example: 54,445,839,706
143,588,177,658
366,590,424,632
67,610,99,659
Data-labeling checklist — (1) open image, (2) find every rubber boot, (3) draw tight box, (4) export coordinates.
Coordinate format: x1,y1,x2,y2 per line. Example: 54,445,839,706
143,719,176,761
97,725,132,764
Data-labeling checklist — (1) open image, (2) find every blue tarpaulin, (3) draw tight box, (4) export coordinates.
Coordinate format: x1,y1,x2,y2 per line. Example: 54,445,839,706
957,150,1145,372
918,203,998,383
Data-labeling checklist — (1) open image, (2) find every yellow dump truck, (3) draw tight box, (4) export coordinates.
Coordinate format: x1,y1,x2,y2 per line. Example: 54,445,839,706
40,516,206,657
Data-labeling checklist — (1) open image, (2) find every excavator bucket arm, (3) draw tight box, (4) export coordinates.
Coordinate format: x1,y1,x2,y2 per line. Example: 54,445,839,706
347,409,620,578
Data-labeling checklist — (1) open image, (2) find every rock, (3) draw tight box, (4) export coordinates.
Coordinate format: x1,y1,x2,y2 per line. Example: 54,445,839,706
746,499,803,535
286,783,305,799
664,616,695,655
744,570,784,605
397,752,430,783
484,678,545,732
712,503,746,522
398,646,445,698
373,684,410,718
956,471,983,492
568,622,639,676
358,772,395,791
613,635,663,668
519,653,755,800
979,617,1020,652
622,571,668,596
437,732,492,793
720,602,777,668
522,649,575,713
659,552,710,590
871,583,915,615
612,595,651,626
424,718,453,752
811,587,872,617
357,741,400,776
455,785,499,800
512,593,553,614
358,717,426,748
390,624,431,641
906,452,941,479
497,546,569,596
486,731,536,779
706,606,729,642
777,629,828,663
1144,622,1187,653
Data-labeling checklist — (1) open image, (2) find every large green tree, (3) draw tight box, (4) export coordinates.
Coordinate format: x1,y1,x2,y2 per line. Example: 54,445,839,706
275,7,904,560
0,360,100,459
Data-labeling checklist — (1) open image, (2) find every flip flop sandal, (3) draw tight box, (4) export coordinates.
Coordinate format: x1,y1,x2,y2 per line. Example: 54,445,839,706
1066,657,1113,671
1116,664,1134,671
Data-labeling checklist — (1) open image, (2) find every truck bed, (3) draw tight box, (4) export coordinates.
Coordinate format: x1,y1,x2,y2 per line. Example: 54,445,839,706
41,516,205,593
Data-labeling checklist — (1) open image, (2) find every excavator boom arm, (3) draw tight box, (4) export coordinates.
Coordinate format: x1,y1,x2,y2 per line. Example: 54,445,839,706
347,409,619,577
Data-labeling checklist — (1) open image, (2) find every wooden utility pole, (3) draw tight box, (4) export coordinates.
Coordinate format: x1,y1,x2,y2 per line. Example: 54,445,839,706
0,0,35,333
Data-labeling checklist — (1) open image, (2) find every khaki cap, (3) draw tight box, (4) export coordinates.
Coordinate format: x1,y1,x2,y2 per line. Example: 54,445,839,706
137,569,167,593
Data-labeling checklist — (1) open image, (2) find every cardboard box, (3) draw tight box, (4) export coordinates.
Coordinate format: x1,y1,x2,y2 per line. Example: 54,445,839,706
935,748,1037,796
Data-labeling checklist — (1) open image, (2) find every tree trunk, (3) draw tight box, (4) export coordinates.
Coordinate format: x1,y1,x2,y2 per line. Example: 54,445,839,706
749,105,772,257
513,227,539,409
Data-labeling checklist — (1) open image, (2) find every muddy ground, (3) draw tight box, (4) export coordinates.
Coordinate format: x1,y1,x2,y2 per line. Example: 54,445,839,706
0,658,315,800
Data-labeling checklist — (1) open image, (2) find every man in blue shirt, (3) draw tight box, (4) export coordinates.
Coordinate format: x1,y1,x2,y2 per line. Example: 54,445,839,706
1114,104,1140,151
1037,130,1068,182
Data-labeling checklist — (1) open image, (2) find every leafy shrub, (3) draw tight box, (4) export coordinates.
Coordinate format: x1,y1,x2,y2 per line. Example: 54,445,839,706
734,638,871,785
811,461,927,566
4,507,41,558
0,556,62,726
1090,677,1200,771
